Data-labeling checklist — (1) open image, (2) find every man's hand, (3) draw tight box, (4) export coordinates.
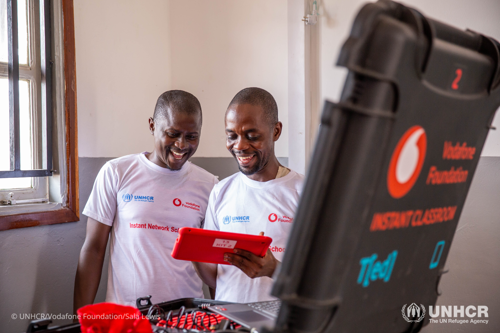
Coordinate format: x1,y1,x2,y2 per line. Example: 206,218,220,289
223,232,279,278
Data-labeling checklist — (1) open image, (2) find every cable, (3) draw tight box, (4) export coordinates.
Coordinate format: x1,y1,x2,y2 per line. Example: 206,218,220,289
209,313,219,326
166,310,173,323
147,304,165,321
192,311,199,329
175,306,186,328
201,312,209,330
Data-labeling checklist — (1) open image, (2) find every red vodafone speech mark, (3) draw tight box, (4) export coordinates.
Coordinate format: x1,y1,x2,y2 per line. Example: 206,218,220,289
387,126,427,199
173,198,182,206
451,68,462,90
268,213,278,222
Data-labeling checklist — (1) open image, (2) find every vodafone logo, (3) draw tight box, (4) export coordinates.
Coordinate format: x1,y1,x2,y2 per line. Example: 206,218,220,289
268,213,293,223
172,198,201,211
387,126,427,199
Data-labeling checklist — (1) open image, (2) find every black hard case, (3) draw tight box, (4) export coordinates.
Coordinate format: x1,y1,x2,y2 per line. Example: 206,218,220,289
271,1,500,333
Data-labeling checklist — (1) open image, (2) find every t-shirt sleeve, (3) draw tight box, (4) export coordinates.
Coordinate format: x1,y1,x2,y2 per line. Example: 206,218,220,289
203,188,219,231
82,162,119,226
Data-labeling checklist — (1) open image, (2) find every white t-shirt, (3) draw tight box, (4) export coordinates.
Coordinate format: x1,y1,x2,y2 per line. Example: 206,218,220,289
204,170,304,303
82,152,218,306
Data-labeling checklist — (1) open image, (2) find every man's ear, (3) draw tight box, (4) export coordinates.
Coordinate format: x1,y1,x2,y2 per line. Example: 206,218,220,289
273,121,283,141
148,117,155,135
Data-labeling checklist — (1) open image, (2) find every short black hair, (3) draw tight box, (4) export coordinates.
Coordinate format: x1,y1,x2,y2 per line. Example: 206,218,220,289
153,90,202,122
228,87,278,126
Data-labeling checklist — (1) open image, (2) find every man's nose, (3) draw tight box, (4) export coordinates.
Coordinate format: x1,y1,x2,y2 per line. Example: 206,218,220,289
233,137,249,151
175,136,187,150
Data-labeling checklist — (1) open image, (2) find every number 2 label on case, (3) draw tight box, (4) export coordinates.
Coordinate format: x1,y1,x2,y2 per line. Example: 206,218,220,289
451,68,463,90
213,239,237,249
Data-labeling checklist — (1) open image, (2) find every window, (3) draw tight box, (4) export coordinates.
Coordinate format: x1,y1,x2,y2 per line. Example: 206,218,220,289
0,0,79,230
0,0,51,204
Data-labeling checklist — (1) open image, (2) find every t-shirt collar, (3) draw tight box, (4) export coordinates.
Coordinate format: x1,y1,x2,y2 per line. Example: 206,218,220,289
139,152,191,176
239,169,296,188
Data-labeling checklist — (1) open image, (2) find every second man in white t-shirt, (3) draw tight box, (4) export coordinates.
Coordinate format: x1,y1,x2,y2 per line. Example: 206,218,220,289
194,87,304,303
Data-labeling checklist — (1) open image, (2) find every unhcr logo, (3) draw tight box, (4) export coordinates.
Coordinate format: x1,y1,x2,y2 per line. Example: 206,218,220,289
134,195,154,202
402,303,426,323
401,303,489,325
122,193,133,202
121,193,154,203
222,215,250,224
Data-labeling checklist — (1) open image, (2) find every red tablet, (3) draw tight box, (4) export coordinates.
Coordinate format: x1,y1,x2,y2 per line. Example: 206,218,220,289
171,228,273,265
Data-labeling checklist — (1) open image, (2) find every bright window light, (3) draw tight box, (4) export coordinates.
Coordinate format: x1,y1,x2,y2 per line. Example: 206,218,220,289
0,78,32,189
0,0,28,65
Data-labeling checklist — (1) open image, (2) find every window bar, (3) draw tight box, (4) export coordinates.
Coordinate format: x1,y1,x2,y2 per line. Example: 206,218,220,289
7,0,20,173
40,0,53,174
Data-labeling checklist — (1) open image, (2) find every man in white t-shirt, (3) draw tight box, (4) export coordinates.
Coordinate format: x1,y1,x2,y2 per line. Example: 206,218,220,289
74,90,218,310
194,87,304,303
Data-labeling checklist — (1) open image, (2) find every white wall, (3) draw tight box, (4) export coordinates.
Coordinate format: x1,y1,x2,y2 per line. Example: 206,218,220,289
75,0,172,158
318,0,500,156
76,0,289,159
169,0,289,158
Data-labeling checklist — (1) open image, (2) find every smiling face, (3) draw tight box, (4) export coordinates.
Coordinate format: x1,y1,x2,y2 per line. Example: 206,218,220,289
148,109,201,170
225,103,282,181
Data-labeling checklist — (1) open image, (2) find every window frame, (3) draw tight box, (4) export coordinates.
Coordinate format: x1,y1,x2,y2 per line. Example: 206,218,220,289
0,0,79,231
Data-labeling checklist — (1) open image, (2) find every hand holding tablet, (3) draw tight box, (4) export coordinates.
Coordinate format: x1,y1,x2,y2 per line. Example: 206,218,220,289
171,227,272,265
